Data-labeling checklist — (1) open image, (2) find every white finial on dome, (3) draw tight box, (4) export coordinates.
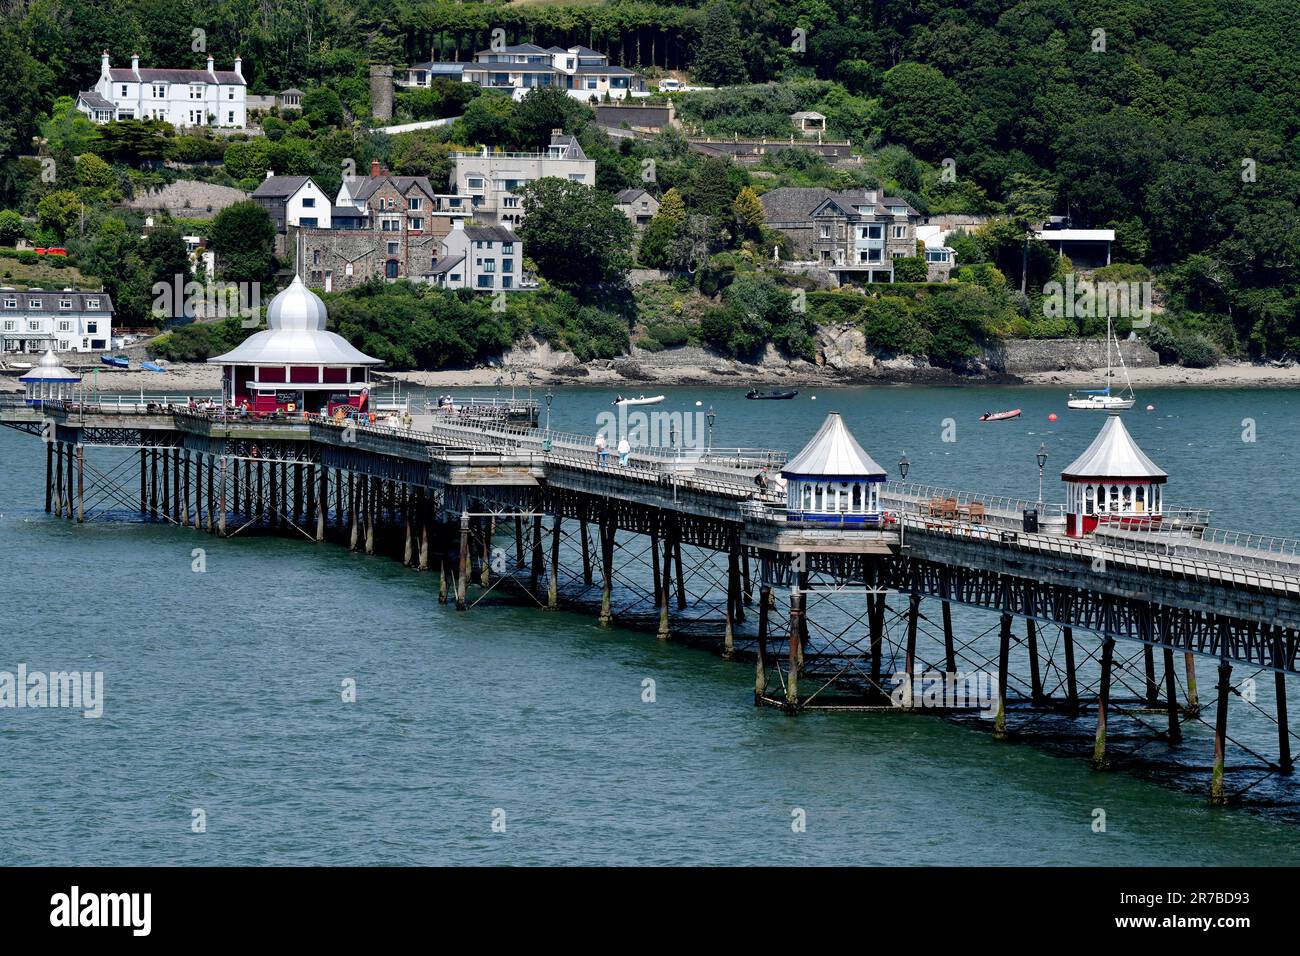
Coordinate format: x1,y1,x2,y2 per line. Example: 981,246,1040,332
38,349,62,368
266,275,328,332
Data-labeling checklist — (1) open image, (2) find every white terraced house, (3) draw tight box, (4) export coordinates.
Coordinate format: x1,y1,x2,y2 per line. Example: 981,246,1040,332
1,288,114,354
461,44,646,102
76,51,247,128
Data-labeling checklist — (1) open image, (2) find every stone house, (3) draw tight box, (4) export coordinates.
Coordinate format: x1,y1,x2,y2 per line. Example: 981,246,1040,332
613,188,659,228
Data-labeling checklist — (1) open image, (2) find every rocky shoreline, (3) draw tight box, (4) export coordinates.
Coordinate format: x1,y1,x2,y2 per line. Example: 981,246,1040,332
6,335,1300,393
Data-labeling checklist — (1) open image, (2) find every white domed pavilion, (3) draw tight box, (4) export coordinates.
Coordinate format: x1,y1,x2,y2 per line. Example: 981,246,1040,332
209,276,381,415
1062,412,1167,536
19,350,81,407
782,412,888,524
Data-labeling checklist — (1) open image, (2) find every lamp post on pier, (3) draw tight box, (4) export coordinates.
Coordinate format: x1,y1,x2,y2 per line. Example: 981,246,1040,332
1036,442,1049,509
898,453,909,480
706,405,715,455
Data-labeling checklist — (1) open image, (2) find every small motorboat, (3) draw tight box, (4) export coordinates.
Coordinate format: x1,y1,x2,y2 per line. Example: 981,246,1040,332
141,361,166,373
100,354,129,369
979,409,1022,422
746,388,799,400
613,394,665,406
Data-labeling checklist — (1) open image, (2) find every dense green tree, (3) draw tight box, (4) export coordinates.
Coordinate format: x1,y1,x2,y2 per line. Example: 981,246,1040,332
517,179,634,291
210,202,277,285
693,2,747,86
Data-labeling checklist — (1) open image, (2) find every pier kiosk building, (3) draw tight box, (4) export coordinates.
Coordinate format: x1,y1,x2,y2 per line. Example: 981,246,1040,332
782,412,888,524
209,276,381,415
1062,411,1167,536
19,351,81,407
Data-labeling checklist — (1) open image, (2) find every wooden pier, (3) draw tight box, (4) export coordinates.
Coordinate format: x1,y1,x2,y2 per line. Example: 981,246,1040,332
5,396,1300,807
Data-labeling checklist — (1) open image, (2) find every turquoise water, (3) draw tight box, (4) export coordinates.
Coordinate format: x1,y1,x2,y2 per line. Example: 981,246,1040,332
3,385,1300,865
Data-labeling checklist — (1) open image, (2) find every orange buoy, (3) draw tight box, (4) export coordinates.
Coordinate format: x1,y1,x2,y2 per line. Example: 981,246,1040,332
1048,413,1058,422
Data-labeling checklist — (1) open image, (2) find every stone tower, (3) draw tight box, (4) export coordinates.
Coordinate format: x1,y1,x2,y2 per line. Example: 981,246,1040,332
369,64,394,121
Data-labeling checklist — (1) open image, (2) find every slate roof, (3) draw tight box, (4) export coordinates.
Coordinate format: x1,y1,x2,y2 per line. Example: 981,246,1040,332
77,91,115,110
760,187,918,224
252,176,315,199
425,254,465,276
108,67,245,85
2,291,114,312
615,188,651,203
348,176,437,203
464,226,517,242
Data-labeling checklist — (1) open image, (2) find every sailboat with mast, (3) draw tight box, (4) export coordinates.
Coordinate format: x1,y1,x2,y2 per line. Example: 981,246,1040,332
1067,316,1136,410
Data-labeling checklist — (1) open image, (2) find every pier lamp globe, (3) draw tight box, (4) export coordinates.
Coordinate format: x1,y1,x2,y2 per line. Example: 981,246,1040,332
898,453,909,481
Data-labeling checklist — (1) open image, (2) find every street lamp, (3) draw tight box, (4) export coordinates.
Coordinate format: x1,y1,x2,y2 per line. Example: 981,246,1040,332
706,405,716,454
1036,442,1049,508
898,453,909,481
544,388,553,433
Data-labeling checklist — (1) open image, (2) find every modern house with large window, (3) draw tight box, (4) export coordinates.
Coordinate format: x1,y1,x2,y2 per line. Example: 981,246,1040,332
76,51,247,128
449,131,595,225
460,44,646,101
762,187,956,285
1,288,114,354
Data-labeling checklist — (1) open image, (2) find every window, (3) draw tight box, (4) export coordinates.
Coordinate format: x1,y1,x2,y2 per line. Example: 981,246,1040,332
387,242,399,255
227,89,234,100
87,321,97,334
408,197,422,211
568,173,585,181
892,225,907,239
190,85,204,100
2,321,14,332
467,177,484,190
381,217,401,231
503,197,519,209
302,197,315,208
60,340,69,351
87,299,99,310
28,299,41,309
345,263,353,276
121,85,128,96
482,260,496,273
3,298,15,309
410,218,423,231
152,84,166,98
27,321,40,331
819,225,830,239
57,321,70,332
476,275,492,288
502,259,513,273
502,243,514,254
502,276,513,289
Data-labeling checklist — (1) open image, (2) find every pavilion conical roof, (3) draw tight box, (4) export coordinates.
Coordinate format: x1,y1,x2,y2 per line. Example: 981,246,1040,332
782,412,886,478
1062,412,1167,482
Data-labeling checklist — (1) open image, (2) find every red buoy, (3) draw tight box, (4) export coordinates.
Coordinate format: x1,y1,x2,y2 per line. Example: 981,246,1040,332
1048,413,1058,422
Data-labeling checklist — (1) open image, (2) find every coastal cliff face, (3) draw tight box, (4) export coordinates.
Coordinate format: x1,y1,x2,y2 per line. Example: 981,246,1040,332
493,331,1158,386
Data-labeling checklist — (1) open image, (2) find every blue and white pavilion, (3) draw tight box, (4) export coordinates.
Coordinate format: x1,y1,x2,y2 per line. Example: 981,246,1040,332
18,350,81,407
782,412,888,523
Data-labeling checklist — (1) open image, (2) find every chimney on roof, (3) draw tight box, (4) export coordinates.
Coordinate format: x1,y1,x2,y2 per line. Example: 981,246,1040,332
206,53,215,78
551,128,563,137
234,54,243,81
265,169,274,180
131,52,140,77
370,159,381,177
101,50,111,77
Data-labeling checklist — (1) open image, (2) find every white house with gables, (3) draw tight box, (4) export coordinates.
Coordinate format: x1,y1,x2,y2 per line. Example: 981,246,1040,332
77,51,248,128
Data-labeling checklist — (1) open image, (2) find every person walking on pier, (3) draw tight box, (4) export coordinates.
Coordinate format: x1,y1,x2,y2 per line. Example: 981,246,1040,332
595,432,607,467
617,436,631,467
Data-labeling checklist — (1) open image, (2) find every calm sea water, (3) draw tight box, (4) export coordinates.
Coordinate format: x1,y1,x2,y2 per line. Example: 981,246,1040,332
2,384,1300,865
